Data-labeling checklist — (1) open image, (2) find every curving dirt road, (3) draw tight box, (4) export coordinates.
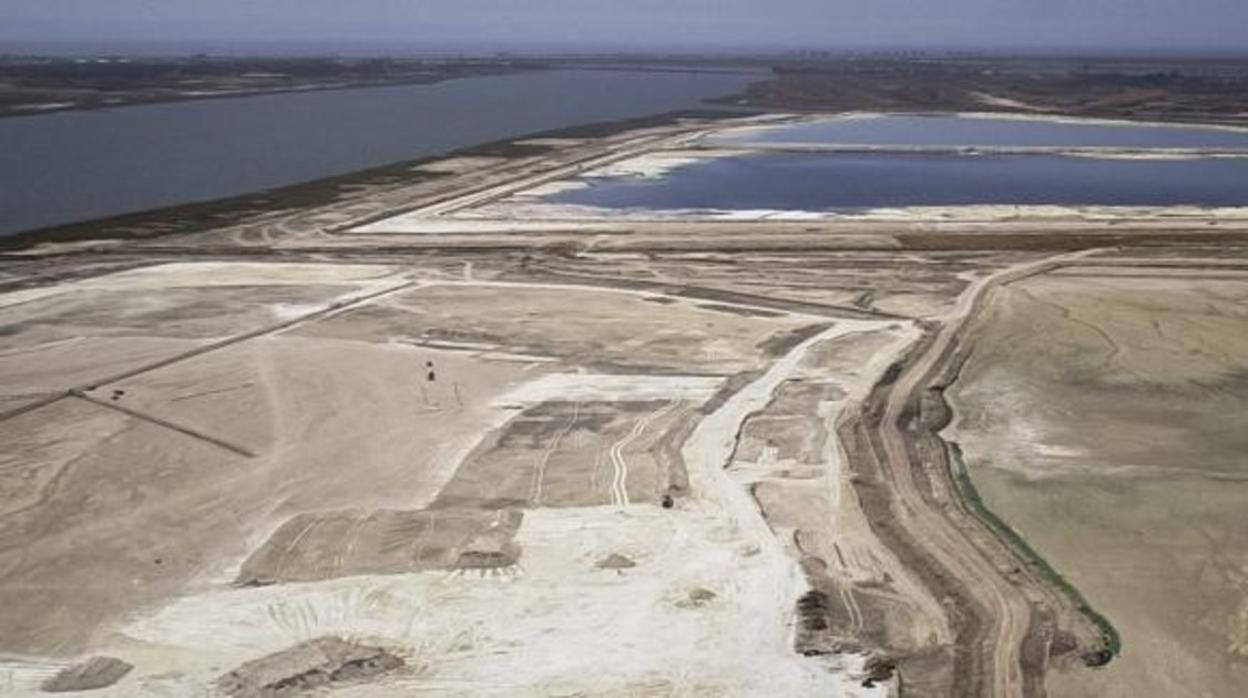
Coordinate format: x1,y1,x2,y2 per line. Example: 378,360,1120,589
856,249,1107,696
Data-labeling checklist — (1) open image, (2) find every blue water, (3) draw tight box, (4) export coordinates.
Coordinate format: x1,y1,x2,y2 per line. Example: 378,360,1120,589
0,69,753,236
707,115,1248,149
550,152,1248,210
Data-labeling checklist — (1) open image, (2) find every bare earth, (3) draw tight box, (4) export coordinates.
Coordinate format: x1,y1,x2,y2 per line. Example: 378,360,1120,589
948,268,1248,698
1,110,1247,697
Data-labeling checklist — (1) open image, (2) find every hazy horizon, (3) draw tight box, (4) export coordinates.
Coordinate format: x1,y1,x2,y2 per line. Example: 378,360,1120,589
4,0,1248,56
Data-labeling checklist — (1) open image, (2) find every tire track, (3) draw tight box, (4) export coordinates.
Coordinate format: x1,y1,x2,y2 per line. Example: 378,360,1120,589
530,400,579,506
608,400,678,507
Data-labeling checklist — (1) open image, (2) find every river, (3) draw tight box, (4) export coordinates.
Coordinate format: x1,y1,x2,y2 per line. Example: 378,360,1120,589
0,68,754,236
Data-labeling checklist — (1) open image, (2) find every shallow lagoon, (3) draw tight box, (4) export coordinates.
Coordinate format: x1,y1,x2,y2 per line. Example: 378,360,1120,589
548,151,1248,211
706,114,1248,149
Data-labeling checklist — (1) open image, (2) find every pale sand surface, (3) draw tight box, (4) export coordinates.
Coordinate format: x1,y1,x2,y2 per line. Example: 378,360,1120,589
0,260,883,695
736,324,953,678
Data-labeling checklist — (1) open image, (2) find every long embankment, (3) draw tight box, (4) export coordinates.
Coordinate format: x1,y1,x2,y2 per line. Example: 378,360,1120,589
838,249,1114,697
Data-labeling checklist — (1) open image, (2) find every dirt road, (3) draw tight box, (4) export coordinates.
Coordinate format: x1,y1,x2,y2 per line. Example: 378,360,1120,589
858,248,1106,696
682,321,888,690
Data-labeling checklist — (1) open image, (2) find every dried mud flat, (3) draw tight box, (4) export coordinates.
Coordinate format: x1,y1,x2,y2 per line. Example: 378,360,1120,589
948,268,1248,697
1,109,1247,697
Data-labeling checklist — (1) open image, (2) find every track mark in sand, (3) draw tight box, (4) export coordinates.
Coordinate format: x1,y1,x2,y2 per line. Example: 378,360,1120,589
826,542,866,633
269,518,323,586
169,382,255,403
73,393,256,458
589,450,608,501
530,401,579,506
839,587,864,633
1015,285,1130,370
0,421,134,534
0,391,62,402
0,279,421,427
335,513,369,579
609,401,677,507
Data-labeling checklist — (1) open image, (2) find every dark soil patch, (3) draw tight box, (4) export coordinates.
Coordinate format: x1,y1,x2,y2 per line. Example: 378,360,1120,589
42,656,132,693
218,637,403,698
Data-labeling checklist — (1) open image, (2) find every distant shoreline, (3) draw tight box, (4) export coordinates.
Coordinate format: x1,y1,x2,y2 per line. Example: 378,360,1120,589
0,72,527,120
0,60,538,119
0,57,756,120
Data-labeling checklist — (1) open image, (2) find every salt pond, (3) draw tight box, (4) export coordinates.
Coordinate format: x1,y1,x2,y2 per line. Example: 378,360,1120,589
547,151,1248,211
705,114,1248,149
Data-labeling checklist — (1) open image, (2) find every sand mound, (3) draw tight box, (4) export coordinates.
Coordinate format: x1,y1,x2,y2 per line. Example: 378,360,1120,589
42,656,132,693
237,508,522,585
596,553,637,570
218,637,402,697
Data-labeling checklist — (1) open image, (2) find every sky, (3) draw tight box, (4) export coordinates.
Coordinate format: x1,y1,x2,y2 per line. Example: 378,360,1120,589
3,0,1247,54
